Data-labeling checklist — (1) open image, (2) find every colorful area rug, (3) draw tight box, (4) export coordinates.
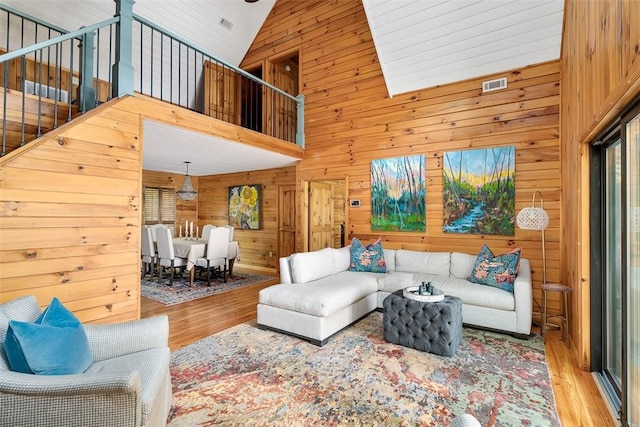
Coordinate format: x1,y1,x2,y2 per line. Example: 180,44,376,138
141,273,273,306
168,312,560,426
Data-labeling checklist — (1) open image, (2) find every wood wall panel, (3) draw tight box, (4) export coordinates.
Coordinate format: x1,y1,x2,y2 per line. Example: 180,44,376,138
1,93,298,321
197,166,296,273
0,97,142,322
243,0,561,315
561,0,640,368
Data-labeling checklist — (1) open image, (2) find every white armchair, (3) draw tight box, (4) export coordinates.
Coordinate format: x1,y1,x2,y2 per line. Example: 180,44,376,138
0,295,172,427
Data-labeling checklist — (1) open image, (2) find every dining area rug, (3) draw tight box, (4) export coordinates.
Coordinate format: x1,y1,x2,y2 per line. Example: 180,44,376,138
167,312,560,426
141,273,273,306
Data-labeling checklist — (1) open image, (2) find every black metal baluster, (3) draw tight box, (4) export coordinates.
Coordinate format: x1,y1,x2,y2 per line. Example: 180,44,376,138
2,62,8,156
108,24,113,100
150,27,153,98
37,48,43,135
96,27,100,105
68,40,73,120
20,55,26,145
52,41,61,129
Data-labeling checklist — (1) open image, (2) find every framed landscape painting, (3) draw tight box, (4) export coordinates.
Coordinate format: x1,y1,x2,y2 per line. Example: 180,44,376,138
371,155,426,232
443,146,515,235
228,184,261,230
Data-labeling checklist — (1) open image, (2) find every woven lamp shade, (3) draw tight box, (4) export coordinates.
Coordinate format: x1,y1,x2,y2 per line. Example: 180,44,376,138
517,207,549,230
516,191,549,231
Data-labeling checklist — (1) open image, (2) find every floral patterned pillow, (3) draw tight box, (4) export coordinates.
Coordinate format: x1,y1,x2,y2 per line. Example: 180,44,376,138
348,237,386,273
469,244,521,293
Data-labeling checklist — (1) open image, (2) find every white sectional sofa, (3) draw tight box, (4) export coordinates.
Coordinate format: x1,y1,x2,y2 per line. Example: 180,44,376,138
257,246,532,346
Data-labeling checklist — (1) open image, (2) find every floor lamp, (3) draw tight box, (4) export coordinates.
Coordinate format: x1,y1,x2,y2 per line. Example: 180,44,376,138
516,191,549,323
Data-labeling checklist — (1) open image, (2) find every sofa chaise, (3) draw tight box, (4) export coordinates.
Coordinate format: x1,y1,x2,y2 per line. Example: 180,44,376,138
257,246,532,346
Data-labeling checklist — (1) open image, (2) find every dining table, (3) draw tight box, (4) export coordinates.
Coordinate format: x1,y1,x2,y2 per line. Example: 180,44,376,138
172,238,240,286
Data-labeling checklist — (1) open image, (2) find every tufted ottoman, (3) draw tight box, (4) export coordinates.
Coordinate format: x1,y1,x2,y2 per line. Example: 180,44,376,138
383,290,463,357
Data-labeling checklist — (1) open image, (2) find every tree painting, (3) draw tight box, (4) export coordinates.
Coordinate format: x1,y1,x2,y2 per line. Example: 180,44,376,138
443,146,515,235
371,155,425,231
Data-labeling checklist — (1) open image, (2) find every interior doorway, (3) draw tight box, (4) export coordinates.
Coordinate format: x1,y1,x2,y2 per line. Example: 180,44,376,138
240,66,263,133
268,52,299,143
304,179,347,252
278,185,297,261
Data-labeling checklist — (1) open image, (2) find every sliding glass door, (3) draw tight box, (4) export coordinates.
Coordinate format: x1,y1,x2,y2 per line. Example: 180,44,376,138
592,100,640,426
604,140,622,397
626,109,640,426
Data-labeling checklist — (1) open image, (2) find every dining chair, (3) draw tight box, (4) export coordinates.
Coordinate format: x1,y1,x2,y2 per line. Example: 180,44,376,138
195,227,230,286
222,224,235,241
156,227,187,285
201,224,216,240
149,224,167,242
141,226,157,280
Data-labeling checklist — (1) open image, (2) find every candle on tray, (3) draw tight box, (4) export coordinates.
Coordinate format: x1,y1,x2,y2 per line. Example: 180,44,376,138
196,226,199,239
185,220,188,237
190,221,193,238
179,225,182,238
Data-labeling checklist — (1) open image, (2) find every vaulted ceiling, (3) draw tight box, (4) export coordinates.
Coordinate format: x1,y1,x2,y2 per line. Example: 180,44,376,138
3,0,564,175
363,0,564,97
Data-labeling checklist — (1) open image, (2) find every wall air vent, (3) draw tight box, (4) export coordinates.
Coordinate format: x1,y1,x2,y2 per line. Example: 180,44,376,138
482,77,507,93
23,80,69,103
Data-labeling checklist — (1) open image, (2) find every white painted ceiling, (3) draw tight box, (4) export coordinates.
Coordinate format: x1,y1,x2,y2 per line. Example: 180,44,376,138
3,0,565,175
143,120,299,176
363,0,565,97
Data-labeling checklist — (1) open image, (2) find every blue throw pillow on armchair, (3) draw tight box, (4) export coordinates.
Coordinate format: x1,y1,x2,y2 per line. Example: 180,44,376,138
3,297,92,375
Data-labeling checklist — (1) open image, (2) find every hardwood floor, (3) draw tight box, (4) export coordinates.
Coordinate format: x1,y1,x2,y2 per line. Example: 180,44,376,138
141,273,617,426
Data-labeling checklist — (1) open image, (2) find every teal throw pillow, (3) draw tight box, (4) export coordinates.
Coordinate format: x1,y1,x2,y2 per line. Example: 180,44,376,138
349,237,386,273
3,297,92,375
469,244,521,293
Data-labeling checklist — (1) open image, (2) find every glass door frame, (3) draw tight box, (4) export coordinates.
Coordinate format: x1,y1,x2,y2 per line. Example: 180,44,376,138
591,124,624,419
590,97,640,426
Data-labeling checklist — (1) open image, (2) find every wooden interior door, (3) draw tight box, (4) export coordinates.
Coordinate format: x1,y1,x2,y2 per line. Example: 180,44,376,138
203,60,239,124
278,185,296,260
273,61,297,143
309,181,334,251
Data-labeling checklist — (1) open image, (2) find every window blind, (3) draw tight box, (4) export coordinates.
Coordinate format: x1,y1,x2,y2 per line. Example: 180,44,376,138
143,187,176,232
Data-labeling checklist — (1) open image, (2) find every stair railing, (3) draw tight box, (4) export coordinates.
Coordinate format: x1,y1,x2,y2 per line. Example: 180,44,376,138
1,2,305,157
131,14,304,146
0,9,119,156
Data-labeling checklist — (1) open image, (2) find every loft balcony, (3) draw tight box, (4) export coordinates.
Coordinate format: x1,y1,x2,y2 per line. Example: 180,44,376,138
0,3,304,169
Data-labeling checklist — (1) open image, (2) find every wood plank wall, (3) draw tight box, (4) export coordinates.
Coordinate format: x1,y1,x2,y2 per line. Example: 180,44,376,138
0,97,143,323
197,166,296,273
242,0,561,315
1,92,301,319
561,0,640,368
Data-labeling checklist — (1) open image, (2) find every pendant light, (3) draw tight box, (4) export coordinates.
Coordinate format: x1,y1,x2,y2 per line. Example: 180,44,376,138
176,161,197,201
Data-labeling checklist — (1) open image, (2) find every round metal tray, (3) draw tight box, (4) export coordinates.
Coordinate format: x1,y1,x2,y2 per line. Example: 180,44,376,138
403,286,445,302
